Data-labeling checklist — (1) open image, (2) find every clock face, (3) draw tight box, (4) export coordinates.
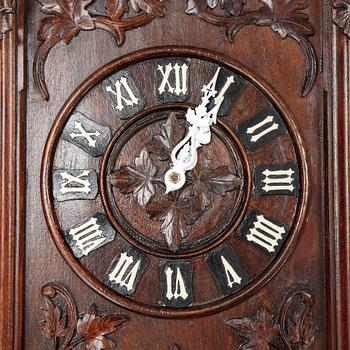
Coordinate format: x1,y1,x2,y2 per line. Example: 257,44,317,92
42,47,307,317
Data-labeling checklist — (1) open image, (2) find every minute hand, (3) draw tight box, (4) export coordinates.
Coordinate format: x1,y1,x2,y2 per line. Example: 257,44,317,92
164,68,231,193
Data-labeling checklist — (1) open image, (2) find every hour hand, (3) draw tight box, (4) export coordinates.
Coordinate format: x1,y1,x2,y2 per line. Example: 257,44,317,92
164,68,231,193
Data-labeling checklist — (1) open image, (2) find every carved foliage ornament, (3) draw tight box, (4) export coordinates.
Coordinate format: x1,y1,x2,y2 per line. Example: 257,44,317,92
34,0,317,101
109,113,243,252
0,0,14,39
40,282,129,350
333,0,350,38
226,289,317,350
34,0,165,101
185,0,317,97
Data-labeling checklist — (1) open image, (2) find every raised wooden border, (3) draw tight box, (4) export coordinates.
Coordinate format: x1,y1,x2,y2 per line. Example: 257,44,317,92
0,0,349,347
0,1,26,349
324,1,350,349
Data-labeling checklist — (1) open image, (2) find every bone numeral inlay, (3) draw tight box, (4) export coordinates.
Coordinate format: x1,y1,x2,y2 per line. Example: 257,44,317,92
207,245,249,295
237,108,285,149
156,60,189,102
53,169,98,201
212,68,243,116
65,213,116,258
107,248,148,296
255,163,299,196
62,112,112,157
161,262,193,307
101,70,145,119
239,211,288,254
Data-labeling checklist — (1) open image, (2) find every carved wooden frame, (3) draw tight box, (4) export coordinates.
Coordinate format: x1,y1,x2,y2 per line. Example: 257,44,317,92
0,0,349,348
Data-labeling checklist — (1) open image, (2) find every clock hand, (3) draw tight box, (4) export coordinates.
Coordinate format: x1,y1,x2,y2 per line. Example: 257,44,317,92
164,68,227,193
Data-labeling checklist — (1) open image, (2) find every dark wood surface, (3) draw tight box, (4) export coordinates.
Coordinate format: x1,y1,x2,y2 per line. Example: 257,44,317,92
0,0,349,349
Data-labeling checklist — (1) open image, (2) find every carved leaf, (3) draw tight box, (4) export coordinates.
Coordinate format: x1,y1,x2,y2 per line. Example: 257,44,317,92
191,158,242,210
146,113,185,161
287,310,315,348
129,0,165,16
146,193,201,251
258,0,314,38
107,0,129,20
77,304,128,350
109,148,157,207
38,0,95,44
226,309,280,350
40,296,67,340
333,1,350,37
186,0,244,15
221,0,245,16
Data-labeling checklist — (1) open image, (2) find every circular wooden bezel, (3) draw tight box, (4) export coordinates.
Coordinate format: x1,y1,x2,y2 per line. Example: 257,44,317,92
41,46,309,318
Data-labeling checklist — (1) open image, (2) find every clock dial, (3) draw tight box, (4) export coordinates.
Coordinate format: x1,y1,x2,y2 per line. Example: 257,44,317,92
42,47,307,317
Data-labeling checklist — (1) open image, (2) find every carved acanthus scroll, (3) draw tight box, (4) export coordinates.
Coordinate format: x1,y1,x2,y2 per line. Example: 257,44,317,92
34,0,165,101
185,0,317,96
226,289,317,349
40,282,129,350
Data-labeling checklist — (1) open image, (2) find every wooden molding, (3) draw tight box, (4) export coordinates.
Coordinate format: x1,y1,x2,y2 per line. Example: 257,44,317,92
325,0,350,348
0,1,26,349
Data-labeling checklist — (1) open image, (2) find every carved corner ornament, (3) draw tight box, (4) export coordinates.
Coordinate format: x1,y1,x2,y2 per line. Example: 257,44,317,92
0,0,14,39
40,282,129,350
226,289,317,350
34,0,165,101
333,0,350,38
184,0,317,97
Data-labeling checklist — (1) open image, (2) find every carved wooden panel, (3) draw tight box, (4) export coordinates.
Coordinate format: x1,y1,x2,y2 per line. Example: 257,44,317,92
1,1,350,349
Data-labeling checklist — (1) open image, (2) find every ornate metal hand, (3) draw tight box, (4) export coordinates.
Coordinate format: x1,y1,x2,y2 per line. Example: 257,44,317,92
164,68,231,193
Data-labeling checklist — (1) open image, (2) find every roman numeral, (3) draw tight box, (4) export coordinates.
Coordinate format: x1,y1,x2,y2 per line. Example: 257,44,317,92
162,262,192,307
105,77,139,111
101,70,145,119
262,168,295,192
254,163,299,196
62,112,112,157
59,170,92,194
247,115,278,143
236,108,285,150
166,267,188,300
214,75,235,105
240,211,287,254
221,256,242,287
107,249,148,296
207,245,249,295
69,122,101,147
65,214,115,258
157,63,188,95
53,169,98,201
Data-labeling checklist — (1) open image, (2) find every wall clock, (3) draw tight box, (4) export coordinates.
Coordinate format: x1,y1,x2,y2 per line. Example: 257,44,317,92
42,47,307,317
2,2,350,349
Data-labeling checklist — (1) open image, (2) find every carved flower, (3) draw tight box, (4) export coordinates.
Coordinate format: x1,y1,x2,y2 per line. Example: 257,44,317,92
38,0,95,44
77,304,128,350
333,0,350,37
226,309,280,350
145,191,202,252
109,148,157,207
